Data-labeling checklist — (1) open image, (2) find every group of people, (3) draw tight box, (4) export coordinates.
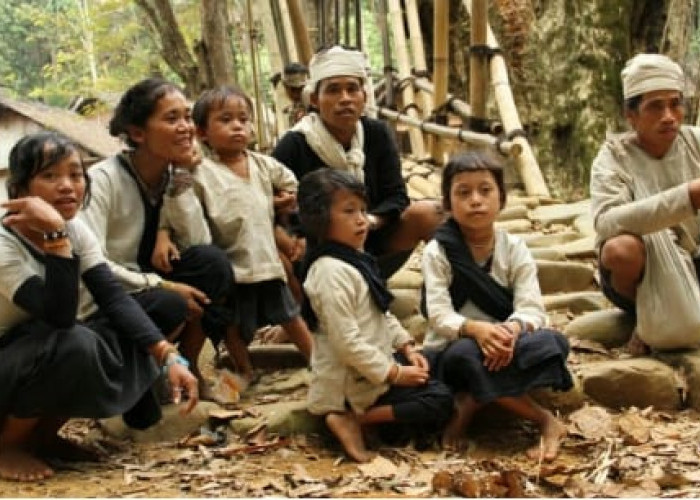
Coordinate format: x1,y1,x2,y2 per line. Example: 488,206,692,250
1,44,687,481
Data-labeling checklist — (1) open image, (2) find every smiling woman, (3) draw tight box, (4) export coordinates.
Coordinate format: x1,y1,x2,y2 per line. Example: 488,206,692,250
0,131,198,482
79,78,235,400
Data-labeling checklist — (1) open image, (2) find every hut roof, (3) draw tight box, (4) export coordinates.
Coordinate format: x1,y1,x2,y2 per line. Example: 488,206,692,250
0,94,121,158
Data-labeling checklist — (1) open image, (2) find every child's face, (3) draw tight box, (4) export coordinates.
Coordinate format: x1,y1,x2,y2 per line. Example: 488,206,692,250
198,96,252,158
130,90,195,165
448,170,501,232
326,188,369,250
27,150,85,221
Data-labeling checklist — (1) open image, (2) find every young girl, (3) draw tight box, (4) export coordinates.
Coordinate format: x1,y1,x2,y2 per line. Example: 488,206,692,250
421,151,573,461
156,85,313,384
298,169,453,463
0,132,197,482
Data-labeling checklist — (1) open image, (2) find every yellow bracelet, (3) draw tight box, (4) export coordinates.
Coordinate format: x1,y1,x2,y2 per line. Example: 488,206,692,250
160,279,176,291
389,364,402,384
459,319,469,337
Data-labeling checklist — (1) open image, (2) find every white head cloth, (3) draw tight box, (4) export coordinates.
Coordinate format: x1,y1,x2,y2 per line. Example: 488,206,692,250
308,45,367,90
622,53,685,99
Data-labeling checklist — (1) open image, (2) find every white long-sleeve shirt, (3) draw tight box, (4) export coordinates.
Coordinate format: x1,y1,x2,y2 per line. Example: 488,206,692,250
304,256,413,414
160,152,298,284
421,229,547,351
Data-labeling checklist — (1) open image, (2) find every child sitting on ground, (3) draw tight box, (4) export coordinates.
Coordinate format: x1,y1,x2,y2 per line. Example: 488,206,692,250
154,85,313,386
421,151,573,461
298,168,453,463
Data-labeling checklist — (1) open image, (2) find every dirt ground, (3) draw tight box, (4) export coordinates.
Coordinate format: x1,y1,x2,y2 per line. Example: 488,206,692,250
4,361,700,499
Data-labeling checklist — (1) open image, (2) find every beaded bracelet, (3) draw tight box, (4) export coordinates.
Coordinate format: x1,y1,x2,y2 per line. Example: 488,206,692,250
43,228,68,241
389,363,402,384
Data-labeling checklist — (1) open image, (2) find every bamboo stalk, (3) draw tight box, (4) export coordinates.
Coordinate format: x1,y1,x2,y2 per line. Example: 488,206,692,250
246,0,268,151
405,0,433,117
462,0,550,197
372,106,521,157
268,0,289,66
258,0,286,141
286,0,313,65
387,0,425,159
432,0,449,164
470,0,488,120
278,0,299,63
374,0,394,108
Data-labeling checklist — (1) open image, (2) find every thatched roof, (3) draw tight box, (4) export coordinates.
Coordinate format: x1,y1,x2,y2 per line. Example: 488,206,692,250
0,94,122,158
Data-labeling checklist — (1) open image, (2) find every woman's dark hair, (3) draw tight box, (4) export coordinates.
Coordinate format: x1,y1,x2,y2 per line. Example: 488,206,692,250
109,77,183,148
7,131,90,205
298,169,366,245
441,150,507,210
192,85,254,131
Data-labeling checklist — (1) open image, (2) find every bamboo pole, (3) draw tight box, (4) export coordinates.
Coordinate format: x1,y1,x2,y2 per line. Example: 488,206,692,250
470,0,488,122
278,0,299,63
374,0,394,108
431,0,449,164
372,106,521,157
461,0,550,197
246,0,268,151
268,0,290,66
259,0,286,141
405,0,434,117
387,0,425,159
286,0,313,65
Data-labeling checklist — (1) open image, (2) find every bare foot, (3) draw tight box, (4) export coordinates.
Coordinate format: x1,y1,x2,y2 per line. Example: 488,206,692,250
38,435,105,462
627,331,650,356
527,412,567,462
0,449,54,482
326,412,374,463
441,393,474,451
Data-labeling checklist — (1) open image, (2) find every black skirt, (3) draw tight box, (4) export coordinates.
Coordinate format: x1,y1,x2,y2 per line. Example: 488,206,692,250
0,315,161,428
425,328,573,404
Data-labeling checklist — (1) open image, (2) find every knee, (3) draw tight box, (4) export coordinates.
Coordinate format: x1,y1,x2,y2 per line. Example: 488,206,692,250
400,200,445,238
600,234,645,276
187,245,231,276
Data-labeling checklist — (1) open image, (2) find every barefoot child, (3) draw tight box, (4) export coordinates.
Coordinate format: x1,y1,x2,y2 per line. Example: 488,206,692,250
298,169,452,463
156,85,313,384
0,132,198,482
421,151,573,461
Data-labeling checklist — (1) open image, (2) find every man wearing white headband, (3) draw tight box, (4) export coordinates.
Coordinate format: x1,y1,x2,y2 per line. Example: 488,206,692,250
273,45,443,278
590,53,700,353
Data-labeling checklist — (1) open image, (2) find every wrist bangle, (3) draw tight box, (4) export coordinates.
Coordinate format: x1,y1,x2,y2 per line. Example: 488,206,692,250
460,319,469,337
389,363,402,384
43,228,68,241
160,280,176,291
162,352,189,376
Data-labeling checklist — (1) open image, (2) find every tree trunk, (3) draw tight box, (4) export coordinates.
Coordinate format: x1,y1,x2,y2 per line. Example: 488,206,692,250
133,0,206,95
198,0,236,87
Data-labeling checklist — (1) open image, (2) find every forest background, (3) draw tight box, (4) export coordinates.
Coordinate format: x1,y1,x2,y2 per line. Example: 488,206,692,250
0,0,698,199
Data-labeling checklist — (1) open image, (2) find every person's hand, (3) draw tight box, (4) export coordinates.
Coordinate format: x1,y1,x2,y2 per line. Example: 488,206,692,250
472,321,515,372
393,364,429,387
173,145,203,171
2,197,66,234
151,230,180,273
406,350,429,371
164,281,211,319
273,190,297,215
165,358,199,415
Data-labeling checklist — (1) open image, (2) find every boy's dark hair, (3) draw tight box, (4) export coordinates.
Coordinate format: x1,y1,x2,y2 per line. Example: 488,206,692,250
283,62,308,76
298,169,366,245
109,77,183,148
7,131,91,205
441,150,507,210
192,85,254,131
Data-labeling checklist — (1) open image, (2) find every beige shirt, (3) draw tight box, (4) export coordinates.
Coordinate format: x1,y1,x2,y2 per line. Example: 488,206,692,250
80,155,164,291
421,230,547,351
0,218,105,336
590,126,700,251
304,256,413,415
161,152,297,284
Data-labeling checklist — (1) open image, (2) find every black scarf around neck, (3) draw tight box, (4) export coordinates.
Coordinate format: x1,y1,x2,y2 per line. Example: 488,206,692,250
420,217,513,321
301,240,394,331
117,154,164,272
